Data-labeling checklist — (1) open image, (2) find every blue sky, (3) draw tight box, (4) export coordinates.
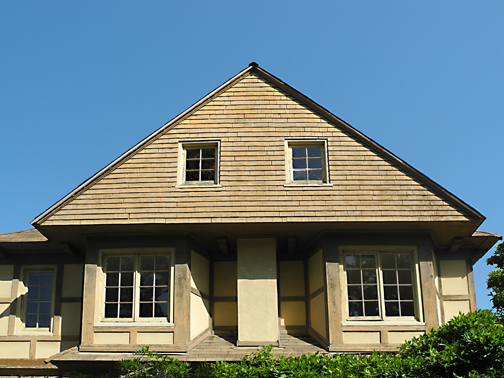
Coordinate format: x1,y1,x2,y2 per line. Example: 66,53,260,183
1,2,503,309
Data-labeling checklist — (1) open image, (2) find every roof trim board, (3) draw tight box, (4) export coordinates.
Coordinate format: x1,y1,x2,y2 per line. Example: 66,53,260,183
31,63,485,226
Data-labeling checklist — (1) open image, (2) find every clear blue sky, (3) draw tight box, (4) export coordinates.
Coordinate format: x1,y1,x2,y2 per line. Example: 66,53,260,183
1,2,503,309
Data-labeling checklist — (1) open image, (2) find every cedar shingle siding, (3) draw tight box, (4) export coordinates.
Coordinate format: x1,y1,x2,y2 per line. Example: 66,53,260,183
40,73,467,225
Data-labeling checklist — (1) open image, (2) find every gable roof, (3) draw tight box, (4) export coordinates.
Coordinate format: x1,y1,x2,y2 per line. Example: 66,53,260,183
32,63,484,227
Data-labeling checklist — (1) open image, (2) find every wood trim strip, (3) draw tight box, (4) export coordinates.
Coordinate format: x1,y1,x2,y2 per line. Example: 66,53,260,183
340,325,426,332
94,326,174,332
308,286,325,299
442,295,471,301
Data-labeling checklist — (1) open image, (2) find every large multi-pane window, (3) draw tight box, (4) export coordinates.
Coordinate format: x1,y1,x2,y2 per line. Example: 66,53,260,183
104,254,171,320
24,270,54,329
344,252,418,319
182,143,219,184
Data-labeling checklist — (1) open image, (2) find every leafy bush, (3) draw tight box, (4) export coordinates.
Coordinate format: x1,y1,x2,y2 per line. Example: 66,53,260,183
120,346,190,378
399,309,504,377
118,310,504,378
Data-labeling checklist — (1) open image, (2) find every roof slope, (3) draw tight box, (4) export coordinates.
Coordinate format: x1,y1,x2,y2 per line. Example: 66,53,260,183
33,64,483,226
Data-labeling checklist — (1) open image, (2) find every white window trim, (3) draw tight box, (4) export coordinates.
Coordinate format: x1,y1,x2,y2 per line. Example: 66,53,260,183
284,140,332,186
339,246,424,325
177,140,221,188
98,248,175,326
16,265,57,335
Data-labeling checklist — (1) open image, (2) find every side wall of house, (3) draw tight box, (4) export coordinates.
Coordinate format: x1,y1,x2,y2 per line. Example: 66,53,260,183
189,249,211,346
0,257,83,359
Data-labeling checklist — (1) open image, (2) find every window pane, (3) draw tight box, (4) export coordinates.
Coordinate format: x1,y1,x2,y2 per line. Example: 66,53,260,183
25,314,37,328
106,257,120,271
381,254,396,269
38,314,51,328
307,147,321,157
27,286,39,299
121,272,134,286
186,170,199,181
345,255,359,269
346,270,361,284
347,286,362,300
105,303,117,318
26,301,38,314
40,272,53,285
397,254,411,269
363,285,378,300
186,149,200,159
384,286,398,300
349,302,363,317
155,256,170,271
39,301,51,314
201,159,215,170
121,257,134,271
361,255,376,268
141,256,155,271
364,301,379,316
155,287,169,302
385,302,400,316
40,286,52,300
140,287,153,301
141,272,154,286
293,171,307,180
119,304,132,318
362,270,377,284
399,286,414,300
201,148,215,158
398,270,412,284
292,158,307,169
308,158,322,168
308,170,323,180
200,170,215,181
155,275,170,288
292,148,306,158
106,288,118,302
401,302,415,316
139,303,153,317
155,302,168,317
120,288,133,302
383,270,397,284
186,160,200,170
28,272,41,285
106,272,119,286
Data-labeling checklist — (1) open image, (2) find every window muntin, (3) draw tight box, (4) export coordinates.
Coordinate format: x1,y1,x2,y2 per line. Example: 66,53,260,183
185,147,216,182
24,270,54,328
286,141,328,184
344,252,417,320
104,254,171,320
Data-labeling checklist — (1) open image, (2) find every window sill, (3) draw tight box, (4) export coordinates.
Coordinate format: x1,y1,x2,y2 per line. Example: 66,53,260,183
284,183,333,187
97,321,174,328
342,319,424,326
176,184,222,189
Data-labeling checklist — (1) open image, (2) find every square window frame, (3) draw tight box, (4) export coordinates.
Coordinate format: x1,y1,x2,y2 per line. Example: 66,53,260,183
177,141,221,187
284,140,331,186
99,248,175,326
339,246,424,324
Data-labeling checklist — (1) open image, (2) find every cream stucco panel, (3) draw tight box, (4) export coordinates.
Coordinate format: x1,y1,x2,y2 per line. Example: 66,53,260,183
0,341,30,358
440,260,469,295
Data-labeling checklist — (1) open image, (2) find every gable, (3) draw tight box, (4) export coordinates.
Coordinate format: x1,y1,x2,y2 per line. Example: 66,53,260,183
33,66,480,226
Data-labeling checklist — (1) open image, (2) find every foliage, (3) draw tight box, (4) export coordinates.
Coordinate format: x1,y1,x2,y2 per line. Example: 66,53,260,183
399,310,504,377
115,311,504,378
487,242,504,321
120,346,190,378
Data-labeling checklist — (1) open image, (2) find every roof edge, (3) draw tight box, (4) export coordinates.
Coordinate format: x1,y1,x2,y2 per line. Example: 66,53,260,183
32,64,256,226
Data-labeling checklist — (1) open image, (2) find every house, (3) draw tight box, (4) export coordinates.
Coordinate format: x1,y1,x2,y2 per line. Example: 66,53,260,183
0,62,500,375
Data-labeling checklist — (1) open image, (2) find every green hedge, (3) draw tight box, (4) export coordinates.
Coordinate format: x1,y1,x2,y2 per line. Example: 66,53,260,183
113,310,504,378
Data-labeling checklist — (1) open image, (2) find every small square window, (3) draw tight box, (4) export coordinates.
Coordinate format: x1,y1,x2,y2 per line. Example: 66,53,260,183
286,141,328,184
179,142,219,186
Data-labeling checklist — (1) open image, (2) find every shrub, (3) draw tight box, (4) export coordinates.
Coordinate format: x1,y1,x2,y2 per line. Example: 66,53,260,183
399,309,504,377
120,346,190,378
